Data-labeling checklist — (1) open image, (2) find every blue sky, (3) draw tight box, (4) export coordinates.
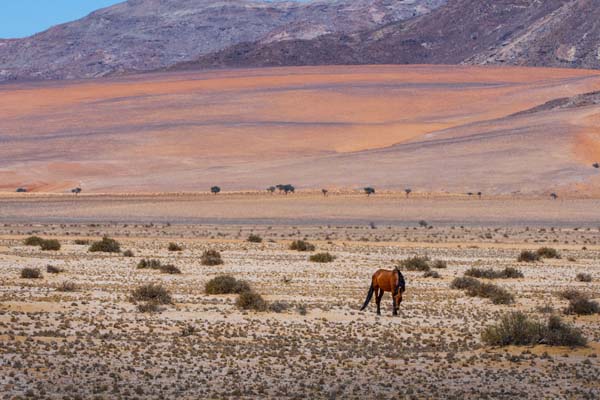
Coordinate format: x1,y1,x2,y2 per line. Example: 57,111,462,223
0,0,123,39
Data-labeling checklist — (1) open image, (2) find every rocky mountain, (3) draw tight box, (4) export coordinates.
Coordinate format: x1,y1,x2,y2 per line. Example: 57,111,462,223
177,0,600,71
0,0,445,81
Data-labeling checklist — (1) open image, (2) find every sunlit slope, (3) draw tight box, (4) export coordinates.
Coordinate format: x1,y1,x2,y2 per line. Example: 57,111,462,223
1,65,599,193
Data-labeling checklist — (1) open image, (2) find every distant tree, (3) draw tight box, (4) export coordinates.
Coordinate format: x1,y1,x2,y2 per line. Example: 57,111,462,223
71,187,82,195
477,191,482,199
267,186,276,194
16,188,27,193
593,162,599,169
282,184,295,194
276,184,285,193
550,193,558,200
211,186,221,195
322,189,328,196
404,188,412,198
467,192,473,197
364,187,375,196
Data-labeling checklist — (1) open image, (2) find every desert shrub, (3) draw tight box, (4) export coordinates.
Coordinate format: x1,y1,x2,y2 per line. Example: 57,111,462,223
160,264,181,274
464,267,523,279
517,250,540,262
482,312,585,347
575,273,592,282
137,302,160,313
168,242,183,251
450,276,480,290
537,247,561,259
201,250,224,266
89,236,121,253
290,240,315,252
566,297,600,315
205,275,251,295
309,252,336,263
131,283,172,304
21,268,42,279
56,281,78,292
558,289,587,301
137,259,162,269
466,281,514,304
247,234,263,243
399,256,430,271
423,270,440,278
46,265,63,274
123,250,134,257
74,239,90,245
431,260,447,269
24,236,44,246
180,324,196,337
40,239,61,251
236,291,267,311
296,304,308,315
269,301,290,313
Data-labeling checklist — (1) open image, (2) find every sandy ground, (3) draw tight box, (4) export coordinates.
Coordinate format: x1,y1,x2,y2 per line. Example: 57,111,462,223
0,222,599,399
1,65,600,193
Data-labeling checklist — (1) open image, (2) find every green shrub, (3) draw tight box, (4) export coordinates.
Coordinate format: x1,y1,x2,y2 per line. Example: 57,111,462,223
21,268,42,279
290,240,315,252
89,237,121,253
464,267,523,279
40,239,61,251
168,242,183,251
566,297,600,315
123,250,134,257
131,283,172,304
537,247,561,259
482,312,586,347
423,270,440,278
160,264,181,274
24,236,44,246
137,259,162,269
46,265,63,274
201,250,224,266
236,291,267,311
575,273,592,282
309,252,336,263
247,234,263,243
205,275,251,295
398,256,430,271
517,250,540,262
56,281,78,292
431,260,447,269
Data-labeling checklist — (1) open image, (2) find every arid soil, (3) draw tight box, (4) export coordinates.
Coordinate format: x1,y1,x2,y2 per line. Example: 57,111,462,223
1,220,599,399
2,65,600,193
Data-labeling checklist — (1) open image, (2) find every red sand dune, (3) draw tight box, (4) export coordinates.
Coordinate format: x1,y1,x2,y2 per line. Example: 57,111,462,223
1,65,599,194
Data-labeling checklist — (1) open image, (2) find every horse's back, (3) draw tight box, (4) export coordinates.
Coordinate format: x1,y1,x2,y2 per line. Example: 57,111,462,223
372,269,396,291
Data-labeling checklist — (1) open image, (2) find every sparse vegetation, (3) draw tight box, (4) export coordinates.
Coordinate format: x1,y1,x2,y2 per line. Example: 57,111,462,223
168,242,183,251
56,281,78,292
46,265,63,274
201,250,223,266
236,291,267,311
20,268,42,279
431,260,447,269
131,283,172,304
40,239,61,251
123,249,135,257
464,267,523,279
482,312,586,347
74,239,90,245
398,256,430,271
517,250,540,262
536,247,560,259
290,240,315,252
24,236,44,246
575,273,592,282
89,236,121,253
159,264,181,274
247,234,263,243
558,289,586,301
423,270,440,278
565,297,600,315
205,275,251,295
309,252,336,263
450,276,480,290
452,276,513,304
137,259,162,269
268,301,290,313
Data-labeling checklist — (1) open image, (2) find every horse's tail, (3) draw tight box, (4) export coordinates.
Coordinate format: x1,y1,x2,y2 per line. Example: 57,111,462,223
360,283,375,311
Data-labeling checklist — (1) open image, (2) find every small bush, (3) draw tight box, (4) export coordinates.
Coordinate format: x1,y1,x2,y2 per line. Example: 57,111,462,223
466,282,514,304
168,242,183,252
537,247,561,259
450,276,480,290
123,250,135,257
137,259,162,269
205,275,251,295
309,252,336,263
423,270,440,278
398,256,430,271
160,264,181,274
247,234,263,243
517,250,540,262
269,301,290,313
46,265,63,274
558,289,587,301
566,297,600,315
24,236,44,246
74,239,90,245
40,239,61,251
89,237,121,253
180,324,196,337
21,268,42,279
575,273,592,282
137,302,160,313
431,260,447,269
236,291,267,311
482,312,586,347
131,283,172,304
464,267,523,279
201,250,224,266
290,240,315,252
56,281,78,292
296,304,308,315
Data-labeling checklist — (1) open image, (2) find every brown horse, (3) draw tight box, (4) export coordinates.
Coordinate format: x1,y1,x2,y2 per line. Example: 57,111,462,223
360,268,406,316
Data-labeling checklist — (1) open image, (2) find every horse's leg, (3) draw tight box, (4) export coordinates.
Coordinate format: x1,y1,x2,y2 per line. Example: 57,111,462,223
392,289,398,316
376,289,384,316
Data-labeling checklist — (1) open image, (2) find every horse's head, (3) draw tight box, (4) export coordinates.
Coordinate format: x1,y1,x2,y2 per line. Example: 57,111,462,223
394,270,406,305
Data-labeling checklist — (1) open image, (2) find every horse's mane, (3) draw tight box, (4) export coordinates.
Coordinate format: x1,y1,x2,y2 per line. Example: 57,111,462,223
395,268,406,292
